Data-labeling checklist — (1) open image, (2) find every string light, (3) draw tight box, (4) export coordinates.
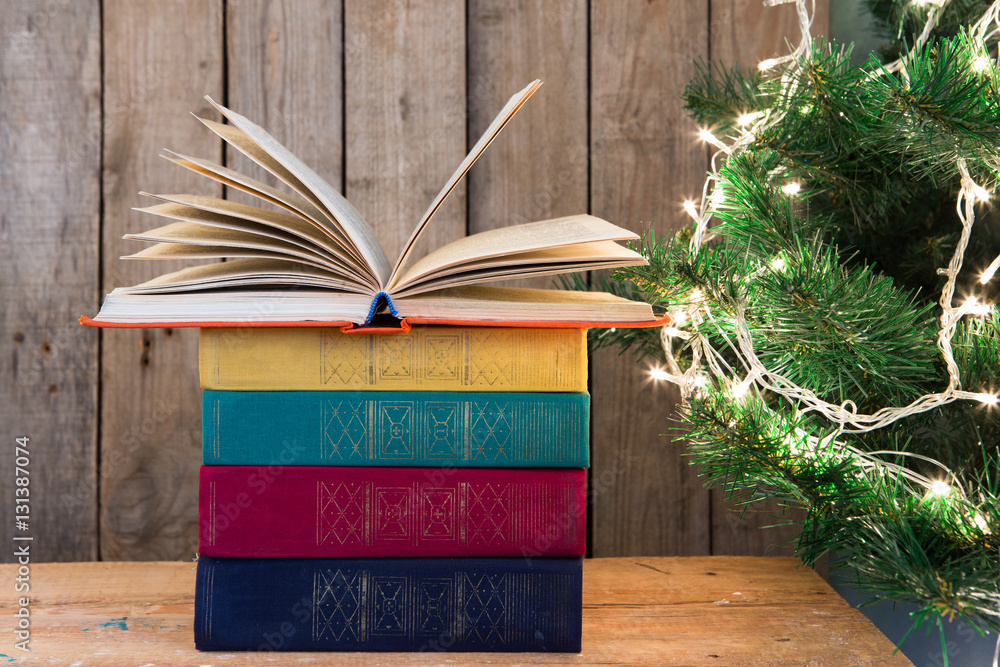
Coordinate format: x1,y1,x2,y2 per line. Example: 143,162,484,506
758,56,785,72
683,199,700,221
662,326,691,339
698,128,731,153
647,0,1000,647
928,480,952,496
981,253,1000,283
650,367,671,381
731,379,752,400
963,295,993,315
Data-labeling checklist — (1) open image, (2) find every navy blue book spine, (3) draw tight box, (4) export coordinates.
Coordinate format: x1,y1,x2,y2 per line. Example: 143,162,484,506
195,556,583,652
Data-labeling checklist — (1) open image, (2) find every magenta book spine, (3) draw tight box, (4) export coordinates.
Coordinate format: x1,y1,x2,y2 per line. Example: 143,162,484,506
198,465,585,557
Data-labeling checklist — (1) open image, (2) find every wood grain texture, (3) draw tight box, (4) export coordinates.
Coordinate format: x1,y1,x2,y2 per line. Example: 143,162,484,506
344,0,466,264
1,0,844,564
226,0,343,205
100,0,223,560
0,1,101,562
0,557,913,665
466,0,588,289
711,0,830,67
589,0,711,556
707,0,830,557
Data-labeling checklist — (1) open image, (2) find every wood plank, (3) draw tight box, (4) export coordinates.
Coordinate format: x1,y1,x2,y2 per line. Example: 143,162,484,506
344,0,466,265
226,0,343,205
466,0,588,289
0,1,102,562
711,0,830,68
589,0,711,556
707,0,830,557
0,557,913,665
100,0,223,560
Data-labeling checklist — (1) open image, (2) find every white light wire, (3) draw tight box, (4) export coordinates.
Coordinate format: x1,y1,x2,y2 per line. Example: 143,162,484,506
658,0,1000,500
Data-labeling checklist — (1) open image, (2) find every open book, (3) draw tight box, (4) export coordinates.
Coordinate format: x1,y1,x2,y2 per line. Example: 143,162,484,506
88,81,657,327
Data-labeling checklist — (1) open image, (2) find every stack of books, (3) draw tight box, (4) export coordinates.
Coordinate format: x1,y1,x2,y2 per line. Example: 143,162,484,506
82,80,662,653
193,324,591,651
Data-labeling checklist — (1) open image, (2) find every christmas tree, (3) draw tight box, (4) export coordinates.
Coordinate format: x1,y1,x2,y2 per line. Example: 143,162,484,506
578,0,1000,657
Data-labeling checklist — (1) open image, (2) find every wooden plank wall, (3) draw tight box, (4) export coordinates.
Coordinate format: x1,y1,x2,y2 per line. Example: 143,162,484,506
1,0,826,563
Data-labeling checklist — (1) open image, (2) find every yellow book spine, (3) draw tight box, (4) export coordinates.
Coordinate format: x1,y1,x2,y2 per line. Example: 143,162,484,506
199,326,588,392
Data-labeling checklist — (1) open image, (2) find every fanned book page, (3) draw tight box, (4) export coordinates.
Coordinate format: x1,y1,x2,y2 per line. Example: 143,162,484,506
86,80,658,327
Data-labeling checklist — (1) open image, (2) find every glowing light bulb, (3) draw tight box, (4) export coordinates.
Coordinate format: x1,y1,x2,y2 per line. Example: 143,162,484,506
782,182,801,196
710,185,727,206
974,513,992,534
929,480,951,496
697,128,730,153
662,327,690,339
683,199,699,220
963,296,993,316
650,367,671,381
690,288,705,303
973,55,991,72
692,375,709,389
759,57,781,71
980,254,1000,284
972,184,991,202
975,392,999,405
770,256,786,271
731,379,751,400
737,111,763,126
671,310,687,328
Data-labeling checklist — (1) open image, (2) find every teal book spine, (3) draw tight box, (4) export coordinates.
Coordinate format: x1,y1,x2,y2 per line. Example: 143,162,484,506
203,390,589,467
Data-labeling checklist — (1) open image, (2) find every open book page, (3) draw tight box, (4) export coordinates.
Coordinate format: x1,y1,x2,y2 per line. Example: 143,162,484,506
390,214,640,291
136,194,371,276
393,253,646,297
121,258,374,295
205,97,393,287
386,80,543,288
125,242,350,273
392,285,654,323
195,119,373,274
162,151,335,237
123,221,359,275
93,288,375,324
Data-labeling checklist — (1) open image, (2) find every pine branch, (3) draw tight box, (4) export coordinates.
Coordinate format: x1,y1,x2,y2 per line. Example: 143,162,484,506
683,60,764,134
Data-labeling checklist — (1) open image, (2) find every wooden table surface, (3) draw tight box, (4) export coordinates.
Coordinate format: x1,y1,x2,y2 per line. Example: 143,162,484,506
0,557,911,666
